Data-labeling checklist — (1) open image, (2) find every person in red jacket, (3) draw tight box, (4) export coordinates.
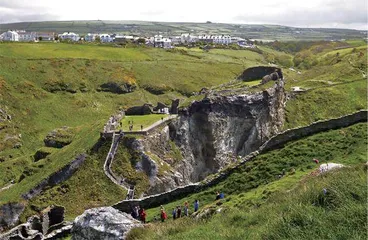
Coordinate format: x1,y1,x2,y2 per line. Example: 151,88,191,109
140,208,147,224
160,209,167,222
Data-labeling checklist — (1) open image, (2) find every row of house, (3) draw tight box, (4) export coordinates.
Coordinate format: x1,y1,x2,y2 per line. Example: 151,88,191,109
0,30,55,42
1,30,254,49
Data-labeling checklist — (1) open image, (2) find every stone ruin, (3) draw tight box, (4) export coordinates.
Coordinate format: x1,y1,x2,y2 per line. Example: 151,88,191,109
0,205,71,240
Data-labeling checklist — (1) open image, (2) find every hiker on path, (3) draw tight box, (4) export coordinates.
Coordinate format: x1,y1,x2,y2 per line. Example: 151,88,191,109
138,207,143,220
219,192,224,199
215,191,221,200
177,206,182,218
160,209,167,222
140,208,147,223
194,200,199,212
184,201,189,216
172,208,177,220
313,158,319,164
141,125,143,131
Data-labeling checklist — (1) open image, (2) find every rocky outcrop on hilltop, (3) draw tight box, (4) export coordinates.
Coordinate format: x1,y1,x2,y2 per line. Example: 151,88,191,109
71,207,142,240
129,79,286,194
170,79,286,183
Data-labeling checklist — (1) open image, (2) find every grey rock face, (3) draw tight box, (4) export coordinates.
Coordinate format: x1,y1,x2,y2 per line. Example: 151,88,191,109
71,207,142,240
172,80,286,183
0,203,25,232
130,80,286,195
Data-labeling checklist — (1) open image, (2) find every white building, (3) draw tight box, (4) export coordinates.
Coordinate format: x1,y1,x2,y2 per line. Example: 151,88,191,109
18,32,36,42
59,32,80,41
181,33,191,44
170,36,181,45
213,35,232,45
154,35,172,48
99,34,113,43
1,31,19,41
84,33,97,42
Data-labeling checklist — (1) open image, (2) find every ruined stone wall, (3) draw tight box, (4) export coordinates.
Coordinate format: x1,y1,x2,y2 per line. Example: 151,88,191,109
21,154,87,200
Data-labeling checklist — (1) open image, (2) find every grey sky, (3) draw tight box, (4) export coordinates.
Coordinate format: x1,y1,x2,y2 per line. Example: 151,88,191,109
0,0,367,30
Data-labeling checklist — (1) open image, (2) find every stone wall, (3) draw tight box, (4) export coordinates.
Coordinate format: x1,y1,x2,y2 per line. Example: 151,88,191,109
113,110,367,213
21,154,87,200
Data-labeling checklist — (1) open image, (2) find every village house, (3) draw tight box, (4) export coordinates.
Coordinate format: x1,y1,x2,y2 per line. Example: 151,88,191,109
36,32,55,41
99,34,114,43
153,35,172,48
17,31,37,42
170,36,181,45
59,32,80,41
114,35,134,43
0,30,19,41
213,35,232,45
84,33,97,42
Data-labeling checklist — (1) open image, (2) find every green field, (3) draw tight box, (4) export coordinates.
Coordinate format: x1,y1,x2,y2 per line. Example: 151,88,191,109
120,114,166,131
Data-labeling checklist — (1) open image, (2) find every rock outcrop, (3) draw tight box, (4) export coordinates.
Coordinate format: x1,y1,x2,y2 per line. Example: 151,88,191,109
0,203,25,232
126,79,286,194
237,66,283,82
169,79,286,183
71,207,142,240
44,126,74,148
98,82,136,94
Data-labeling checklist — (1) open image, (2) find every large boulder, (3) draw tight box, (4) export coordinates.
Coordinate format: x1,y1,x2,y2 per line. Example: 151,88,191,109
44,126,74,148
71,207,142,240
0,202,25,232
98,82,136,94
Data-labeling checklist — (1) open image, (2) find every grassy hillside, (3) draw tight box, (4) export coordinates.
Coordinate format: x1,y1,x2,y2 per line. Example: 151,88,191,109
127,123,367,240
0,42,265,206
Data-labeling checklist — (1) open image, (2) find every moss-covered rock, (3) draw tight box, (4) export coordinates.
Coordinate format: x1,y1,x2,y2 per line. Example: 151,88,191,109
44,126,74,148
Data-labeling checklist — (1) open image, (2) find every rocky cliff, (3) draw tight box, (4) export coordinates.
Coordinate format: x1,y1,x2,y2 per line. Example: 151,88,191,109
131,79,286,194
171,79,286,183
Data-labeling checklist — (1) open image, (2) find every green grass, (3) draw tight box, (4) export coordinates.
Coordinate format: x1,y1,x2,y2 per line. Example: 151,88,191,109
120,114,166,131
283,80,366,129
127,123,367,240
0,43,151,61
21,140,127,221
128,165,367,240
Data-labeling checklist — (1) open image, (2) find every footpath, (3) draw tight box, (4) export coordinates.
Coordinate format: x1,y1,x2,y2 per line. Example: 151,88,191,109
103,114,178,199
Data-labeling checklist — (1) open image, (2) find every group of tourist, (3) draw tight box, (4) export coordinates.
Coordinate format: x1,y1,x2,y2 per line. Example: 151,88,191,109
131,205,147,223
126,120,144,131
131,193,226,224
159,199,200,222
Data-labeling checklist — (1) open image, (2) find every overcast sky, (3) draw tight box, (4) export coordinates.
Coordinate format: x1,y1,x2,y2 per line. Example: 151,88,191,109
0,0,367,30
